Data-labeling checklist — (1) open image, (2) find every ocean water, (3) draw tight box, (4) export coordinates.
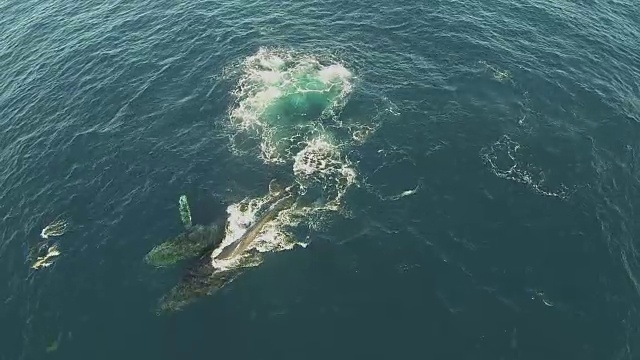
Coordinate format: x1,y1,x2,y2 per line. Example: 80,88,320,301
1,0,639,359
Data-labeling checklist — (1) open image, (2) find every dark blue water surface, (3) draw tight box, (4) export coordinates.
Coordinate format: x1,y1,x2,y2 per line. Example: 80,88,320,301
1,0,640,359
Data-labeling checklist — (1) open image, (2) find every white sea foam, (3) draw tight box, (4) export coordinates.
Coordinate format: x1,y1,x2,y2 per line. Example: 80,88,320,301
213,49,373,269
481,135,569,198
228,47,354,164
293,134,358,208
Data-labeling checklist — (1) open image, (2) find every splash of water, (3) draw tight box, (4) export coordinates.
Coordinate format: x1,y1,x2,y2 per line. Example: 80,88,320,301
293,134,358,210
40,219,69,239
211,49,363,269
210,189,293,269
228,47,354,164
209,50,376,271
31,244,61,270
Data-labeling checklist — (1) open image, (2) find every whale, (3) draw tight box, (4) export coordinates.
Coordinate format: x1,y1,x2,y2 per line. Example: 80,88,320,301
214,192,296,261
144,222,224,267
155,184,298,314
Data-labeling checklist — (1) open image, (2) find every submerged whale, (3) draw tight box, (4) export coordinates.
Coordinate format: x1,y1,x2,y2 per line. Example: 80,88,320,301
143,193,226,268
144,180,288,267
155,183,298,314
144,223,224,267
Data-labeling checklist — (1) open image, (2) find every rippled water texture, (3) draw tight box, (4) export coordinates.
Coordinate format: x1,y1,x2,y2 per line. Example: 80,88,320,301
1,0,639,359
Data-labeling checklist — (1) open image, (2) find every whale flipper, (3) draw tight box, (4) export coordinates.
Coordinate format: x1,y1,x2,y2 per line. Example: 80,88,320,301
179,194,192,229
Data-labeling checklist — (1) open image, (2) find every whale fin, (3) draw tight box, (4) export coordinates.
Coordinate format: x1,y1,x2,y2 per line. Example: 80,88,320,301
179,194,193,229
